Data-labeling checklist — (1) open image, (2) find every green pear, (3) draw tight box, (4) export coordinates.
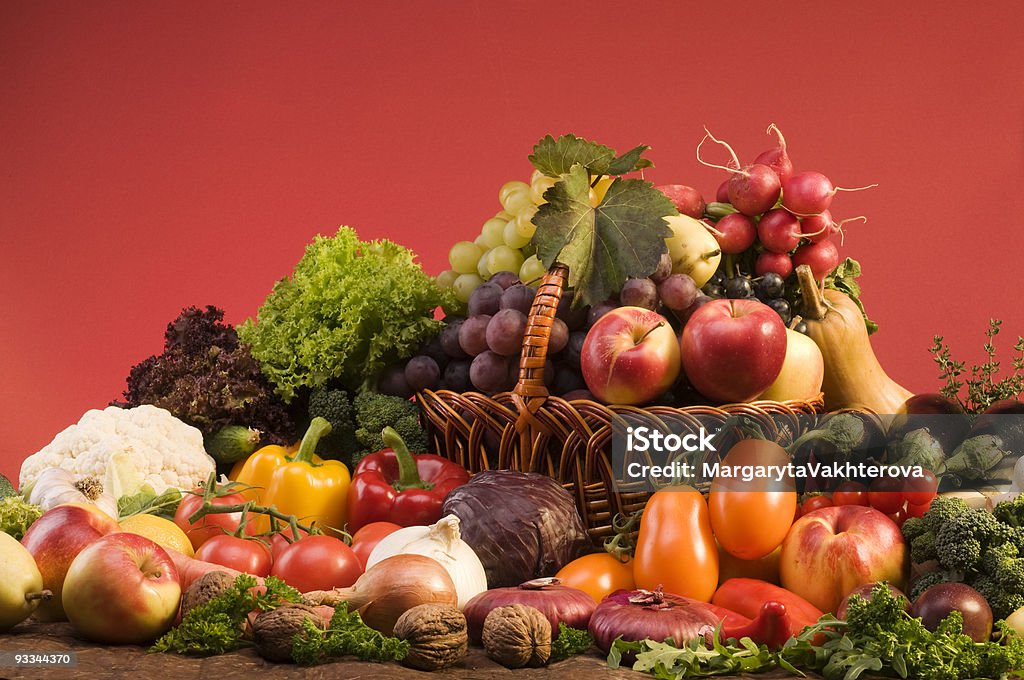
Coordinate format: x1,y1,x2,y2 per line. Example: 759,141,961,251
0,531,50,631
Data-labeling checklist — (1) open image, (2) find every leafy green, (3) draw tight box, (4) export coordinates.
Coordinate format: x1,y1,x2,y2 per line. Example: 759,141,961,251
529,134,653,178
930,318,1024,413
0,474,16,499
0,496,42,540
550,624,594,662
238,227,444,401
291,604,409,665
824,258,878,335
117,485,182,521
151,574,300,656
608,627,795,678
533,163,674,307
779,583,1024,680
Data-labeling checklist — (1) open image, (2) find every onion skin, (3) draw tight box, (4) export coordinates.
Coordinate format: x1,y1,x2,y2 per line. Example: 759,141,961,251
588,588,719,655
336,554,458,635
463,578,595,643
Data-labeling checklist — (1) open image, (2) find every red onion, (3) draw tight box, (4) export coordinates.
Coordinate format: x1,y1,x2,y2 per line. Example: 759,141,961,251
463,578,595,642
588,588,718,654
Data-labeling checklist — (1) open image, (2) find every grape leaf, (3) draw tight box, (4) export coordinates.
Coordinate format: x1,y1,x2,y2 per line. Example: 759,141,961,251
533,163,674,307
529,134,652,178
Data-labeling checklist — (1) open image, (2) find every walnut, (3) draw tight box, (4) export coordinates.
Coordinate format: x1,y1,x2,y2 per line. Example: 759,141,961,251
481,604,551,668
252,603,327,663
180,571,236,618
393,603,468,671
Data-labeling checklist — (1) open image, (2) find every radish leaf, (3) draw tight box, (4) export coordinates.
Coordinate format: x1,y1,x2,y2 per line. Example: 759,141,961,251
532,163,674,308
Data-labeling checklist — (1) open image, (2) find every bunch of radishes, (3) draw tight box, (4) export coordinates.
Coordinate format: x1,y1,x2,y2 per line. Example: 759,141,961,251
660,124,873,284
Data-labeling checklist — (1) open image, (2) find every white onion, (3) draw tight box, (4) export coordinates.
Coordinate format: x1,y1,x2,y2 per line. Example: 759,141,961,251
366,515,488,609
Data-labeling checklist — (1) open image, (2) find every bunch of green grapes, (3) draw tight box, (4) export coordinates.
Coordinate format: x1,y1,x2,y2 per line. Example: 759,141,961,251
436,170,616,308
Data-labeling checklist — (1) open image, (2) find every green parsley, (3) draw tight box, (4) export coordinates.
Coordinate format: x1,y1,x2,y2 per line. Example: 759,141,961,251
291,604,409,665
550,624,595,662
150,574,300,656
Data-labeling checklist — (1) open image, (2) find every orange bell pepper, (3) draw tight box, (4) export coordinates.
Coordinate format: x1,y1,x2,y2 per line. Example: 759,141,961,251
233,417,350,536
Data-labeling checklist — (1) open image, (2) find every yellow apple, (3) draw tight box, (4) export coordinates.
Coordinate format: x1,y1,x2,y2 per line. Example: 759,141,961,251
759,328,824,401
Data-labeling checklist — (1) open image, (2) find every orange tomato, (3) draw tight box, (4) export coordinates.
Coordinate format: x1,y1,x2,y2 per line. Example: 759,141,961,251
708,439,797,561
555,553,635,604
717,543,782,586
633,484,718,602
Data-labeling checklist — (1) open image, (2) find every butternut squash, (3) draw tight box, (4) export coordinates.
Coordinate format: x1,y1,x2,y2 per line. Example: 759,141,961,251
796,265,913,413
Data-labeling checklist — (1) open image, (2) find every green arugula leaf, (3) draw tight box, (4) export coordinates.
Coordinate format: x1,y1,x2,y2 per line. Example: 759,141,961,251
533,164,674,307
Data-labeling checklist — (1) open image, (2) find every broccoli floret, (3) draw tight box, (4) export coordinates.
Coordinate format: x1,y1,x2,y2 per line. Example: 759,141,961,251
971,574,1024,621
922,495,970,534
307,387,359,464
910,531,938,564
353,390,430,460
993,494,1024,528
901,516,928,543
980,541,1024,592
909,570,952,600
935,511,985,572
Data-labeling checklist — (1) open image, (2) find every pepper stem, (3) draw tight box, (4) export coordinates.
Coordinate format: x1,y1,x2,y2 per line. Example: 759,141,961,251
291,416,333,465
382,426,433,491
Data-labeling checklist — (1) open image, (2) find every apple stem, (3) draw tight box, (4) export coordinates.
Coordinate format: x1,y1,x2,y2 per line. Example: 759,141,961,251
25,590,53,603
636,321,665,346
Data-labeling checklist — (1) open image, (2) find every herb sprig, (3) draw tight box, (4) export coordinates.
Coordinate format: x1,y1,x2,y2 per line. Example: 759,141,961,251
550,624,595,662
291,604,409,665
931,319,1024,413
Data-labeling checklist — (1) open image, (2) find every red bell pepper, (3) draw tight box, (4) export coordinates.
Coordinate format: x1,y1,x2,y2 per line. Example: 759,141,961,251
720,601,793,650
712,578,823,641
346,426,469,532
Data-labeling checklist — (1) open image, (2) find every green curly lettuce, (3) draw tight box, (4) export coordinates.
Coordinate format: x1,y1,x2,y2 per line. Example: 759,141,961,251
238,227,444,401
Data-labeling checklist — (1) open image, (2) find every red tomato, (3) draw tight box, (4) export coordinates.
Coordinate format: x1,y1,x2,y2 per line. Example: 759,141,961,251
195,534,273,576
902,470,938,506
555,553,635,604
801,494,833,514
174,487,255,550
271,535,362,592
905,500,931,519
350,521,402,569
868,476,905,514
887,507,908,528
269,527,310,560
832,481,869,506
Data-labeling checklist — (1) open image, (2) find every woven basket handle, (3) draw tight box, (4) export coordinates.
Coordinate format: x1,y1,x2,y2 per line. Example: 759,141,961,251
511,263,568,432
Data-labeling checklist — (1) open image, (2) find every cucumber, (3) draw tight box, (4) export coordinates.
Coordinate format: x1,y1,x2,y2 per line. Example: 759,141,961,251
205,425,262,463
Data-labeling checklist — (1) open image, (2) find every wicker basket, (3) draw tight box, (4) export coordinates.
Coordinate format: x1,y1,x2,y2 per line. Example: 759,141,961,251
418,264,824,541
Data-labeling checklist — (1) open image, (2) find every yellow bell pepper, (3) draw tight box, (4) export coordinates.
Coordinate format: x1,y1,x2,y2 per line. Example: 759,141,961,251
234,417,350,536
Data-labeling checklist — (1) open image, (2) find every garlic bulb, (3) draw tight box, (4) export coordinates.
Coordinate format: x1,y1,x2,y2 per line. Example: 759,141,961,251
366,515,488,609
24,467,119,519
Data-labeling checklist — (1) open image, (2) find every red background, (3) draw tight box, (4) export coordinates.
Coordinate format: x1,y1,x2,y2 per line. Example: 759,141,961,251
3,1,1024,483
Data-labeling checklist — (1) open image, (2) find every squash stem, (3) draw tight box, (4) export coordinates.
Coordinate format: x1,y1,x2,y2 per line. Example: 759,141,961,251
796,265,828,320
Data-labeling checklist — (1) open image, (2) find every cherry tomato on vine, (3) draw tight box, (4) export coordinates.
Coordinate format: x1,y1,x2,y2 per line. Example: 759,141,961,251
271,535,362,592
173,487,256,551
902,470,938,507
350,521,402,569
195,534,273,576
868,476,905,514
801,494,833,514
905,500,931,519
832,481,869,506
556,553,635,604
269,527,310,561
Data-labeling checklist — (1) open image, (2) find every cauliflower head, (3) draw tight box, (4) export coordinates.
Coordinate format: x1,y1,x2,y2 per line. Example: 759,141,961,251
20,405,216,496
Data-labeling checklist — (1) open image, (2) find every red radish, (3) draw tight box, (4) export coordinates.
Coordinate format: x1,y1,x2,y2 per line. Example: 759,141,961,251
753,123,793,182
697,129,781,217
801,214,866,245
707,213,756,254
792,240,840,279
716,179,731,203
656,184,706,219
755,251,793,278
782,171,877,216
757,208,802,254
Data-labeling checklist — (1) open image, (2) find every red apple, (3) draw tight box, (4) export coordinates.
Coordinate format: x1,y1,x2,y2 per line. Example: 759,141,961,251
780,505,908,614
680,299,787,403
580,306,680,405
20,502,121,621
62,532,181,644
